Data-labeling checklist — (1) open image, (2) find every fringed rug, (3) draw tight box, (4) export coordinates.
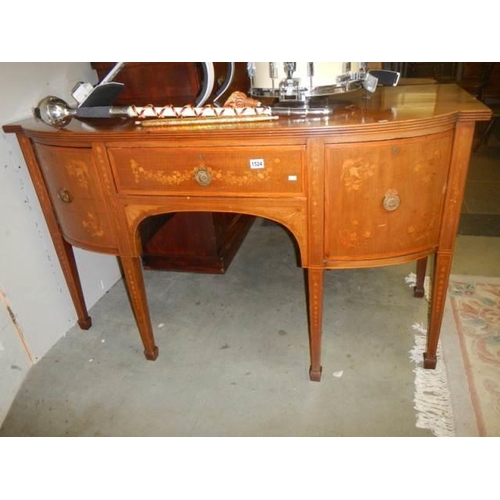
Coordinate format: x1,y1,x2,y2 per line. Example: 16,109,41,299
410,321,456,436
406,273,500,437
405,273,455,436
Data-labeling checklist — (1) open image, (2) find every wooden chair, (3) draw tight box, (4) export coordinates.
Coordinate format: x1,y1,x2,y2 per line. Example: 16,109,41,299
433,62,495,101
458,63,495,101
433,63,496,152
475,101,500,150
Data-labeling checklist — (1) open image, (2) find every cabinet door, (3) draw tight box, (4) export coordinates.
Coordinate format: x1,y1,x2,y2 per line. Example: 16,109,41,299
34,144,118,251
324,131,453,262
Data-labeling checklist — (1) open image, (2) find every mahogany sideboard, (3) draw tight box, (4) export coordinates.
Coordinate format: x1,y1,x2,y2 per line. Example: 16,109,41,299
4,84,491,381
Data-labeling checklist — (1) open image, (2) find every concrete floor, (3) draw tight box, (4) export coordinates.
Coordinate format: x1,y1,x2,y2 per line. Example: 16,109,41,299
1,132,499,437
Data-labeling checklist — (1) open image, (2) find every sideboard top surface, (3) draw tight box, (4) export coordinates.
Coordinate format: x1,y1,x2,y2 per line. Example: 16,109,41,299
3,84,491,141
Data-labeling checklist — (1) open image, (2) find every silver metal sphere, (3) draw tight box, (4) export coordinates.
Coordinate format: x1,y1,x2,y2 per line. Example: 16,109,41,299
35,96,73,128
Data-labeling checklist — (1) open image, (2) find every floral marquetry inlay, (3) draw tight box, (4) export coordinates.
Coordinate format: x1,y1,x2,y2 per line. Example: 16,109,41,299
129,159,273,187
412,149,442,184
407,212,437,242
341,158,375,191
64,160,90,190
339,220,373,249
130,159,191,185
81,212,105,238
213,168,273,185
325,132,455,261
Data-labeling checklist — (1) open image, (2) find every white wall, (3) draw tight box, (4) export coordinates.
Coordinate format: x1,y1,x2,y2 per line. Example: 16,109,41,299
0,63,121,426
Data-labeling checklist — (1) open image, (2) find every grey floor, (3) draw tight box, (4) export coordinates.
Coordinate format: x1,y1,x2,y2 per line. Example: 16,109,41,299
1,128,499,437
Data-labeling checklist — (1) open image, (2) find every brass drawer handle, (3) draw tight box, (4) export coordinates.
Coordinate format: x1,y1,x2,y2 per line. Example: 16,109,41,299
383,190,400,211
194,167,212,187
57,188,73,204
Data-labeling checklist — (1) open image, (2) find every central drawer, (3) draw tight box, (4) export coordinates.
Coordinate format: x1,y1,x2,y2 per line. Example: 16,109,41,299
108,146,305,196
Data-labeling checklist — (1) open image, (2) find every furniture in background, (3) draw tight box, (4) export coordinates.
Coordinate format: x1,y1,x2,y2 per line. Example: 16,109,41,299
91,62,255,273
386,62,498,99
387,62,497,150
475,101,500,149
4,84,491,382
432,62,495,101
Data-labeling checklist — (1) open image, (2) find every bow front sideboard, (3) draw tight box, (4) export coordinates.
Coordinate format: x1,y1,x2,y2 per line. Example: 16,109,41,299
4,84,491,381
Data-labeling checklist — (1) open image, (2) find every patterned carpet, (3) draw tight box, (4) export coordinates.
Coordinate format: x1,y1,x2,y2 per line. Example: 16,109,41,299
446,276,500,436
407,273,500,437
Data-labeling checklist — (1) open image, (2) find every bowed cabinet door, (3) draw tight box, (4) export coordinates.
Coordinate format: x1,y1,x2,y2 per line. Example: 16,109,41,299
33,143,118,253
324,131,454,263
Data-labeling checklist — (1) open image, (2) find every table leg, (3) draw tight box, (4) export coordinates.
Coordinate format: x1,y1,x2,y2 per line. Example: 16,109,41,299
424,251,452,369
119,256,159,361
414,256,428,298
60,239,92,329
307,268,324,381
17,136,91,330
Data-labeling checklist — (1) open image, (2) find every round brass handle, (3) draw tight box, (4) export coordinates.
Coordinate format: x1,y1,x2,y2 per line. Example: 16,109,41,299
57,188,73,204
194,167,212,187
383,190,400,211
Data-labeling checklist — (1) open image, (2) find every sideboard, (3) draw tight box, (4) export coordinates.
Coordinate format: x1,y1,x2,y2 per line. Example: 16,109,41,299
4,83,491,381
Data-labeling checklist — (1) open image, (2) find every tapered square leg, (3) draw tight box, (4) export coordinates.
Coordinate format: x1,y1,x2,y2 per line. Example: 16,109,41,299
424,252,453,369
59,239,92,330
307,268,324,382
414,257,428,298
119,256,159,361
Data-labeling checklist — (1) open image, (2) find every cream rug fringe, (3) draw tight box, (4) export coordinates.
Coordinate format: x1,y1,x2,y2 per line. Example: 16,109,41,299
405,273,455,437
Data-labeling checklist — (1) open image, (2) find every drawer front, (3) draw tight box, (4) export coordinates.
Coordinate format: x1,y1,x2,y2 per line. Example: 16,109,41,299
325,132,453,261
34,144,117,249
108,146,305,196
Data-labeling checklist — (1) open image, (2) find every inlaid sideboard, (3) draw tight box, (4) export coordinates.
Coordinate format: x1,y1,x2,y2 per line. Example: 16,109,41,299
4,84,491,381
